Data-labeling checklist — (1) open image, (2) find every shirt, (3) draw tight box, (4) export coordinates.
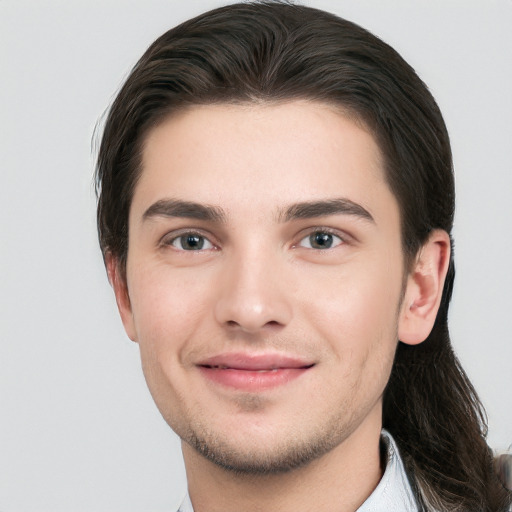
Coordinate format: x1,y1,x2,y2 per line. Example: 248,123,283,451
177,430,418,511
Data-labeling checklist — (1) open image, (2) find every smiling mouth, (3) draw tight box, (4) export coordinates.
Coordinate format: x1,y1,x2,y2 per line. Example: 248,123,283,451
200,364,313,371
197,355,314,391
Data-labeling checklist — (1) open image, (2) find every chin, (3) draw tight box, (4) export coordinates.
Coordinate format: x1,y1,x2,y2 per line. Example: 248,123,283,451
181,415,350,476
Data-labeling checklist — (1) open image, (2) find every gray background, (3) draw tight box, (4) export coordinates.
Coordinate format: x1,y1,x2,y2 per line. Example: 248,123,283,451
1,1,511,510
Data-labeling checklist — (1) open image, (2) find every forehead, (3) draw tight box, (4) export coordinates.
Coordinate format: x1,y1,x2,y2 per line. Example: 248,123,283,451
133,101,396,222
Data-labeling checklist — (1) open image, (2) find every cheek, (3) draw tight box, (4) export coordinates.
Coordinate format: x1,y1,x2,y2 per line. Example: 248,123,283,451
126,268,214,422
127,266,212,359
299,258,403,357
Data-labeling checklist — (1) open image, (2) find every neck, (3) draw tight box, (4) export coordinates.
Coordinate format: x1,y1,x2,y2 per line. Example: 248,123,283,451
182,418,383,512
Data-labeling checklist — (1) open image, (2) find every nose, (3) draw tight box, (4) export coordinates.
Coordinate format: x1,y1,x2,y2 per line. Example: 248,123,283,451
213,249,293,333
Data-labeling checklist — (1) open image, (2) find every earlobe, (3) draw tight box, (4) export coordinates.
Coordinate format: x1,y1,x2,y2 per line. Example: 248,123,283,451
398,230,451,345
106,254,138,342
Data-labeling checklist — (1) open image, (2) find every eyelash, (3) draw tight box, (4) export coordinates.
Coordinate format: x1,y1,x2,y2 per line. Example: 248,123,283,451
295,227,346,250
161,230,218,252
160,227,347,252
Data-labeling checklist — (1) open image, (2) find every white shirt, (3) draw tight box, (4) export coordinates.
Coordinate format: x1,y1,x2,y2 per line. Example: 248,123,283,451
177,430,418,512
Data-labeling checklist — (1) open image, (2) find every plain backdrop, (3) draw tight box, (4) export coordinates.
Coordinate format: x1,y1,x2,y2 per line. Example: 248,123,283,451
1,1,511,511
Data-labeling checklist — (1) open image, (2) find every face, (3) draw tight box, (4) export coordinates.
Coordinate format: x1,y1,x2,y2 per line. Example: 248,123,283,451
119,101,408,473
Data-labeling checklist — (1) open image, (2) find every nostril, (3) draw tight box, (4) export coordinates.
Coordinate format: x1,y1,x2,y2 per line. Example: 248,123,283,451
215,294,293,332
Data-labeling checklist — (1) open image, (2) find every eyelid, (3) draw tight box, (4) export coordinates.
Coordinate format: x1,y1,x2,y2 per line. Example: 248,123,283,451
159,228,219,251
293,226,352,249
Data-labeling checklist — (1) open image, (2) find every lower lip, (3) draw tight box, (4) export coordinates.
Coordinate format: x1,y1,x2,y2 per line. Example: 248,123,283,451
198,366,310,391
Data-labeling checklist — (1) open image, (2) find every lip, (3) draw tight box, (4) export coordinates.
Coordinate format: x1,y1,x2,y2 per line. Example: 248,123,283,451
197,352,314,392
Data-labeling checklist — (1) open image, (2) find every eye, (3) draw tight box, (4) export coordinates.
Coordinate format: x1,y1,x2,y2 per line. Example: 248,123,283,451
168,233,214,251
299,230,343,250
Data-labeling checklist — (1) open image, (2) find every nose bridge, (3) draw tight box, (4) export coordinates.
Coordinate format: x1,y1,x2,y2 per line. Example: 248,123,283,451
214,240,292,332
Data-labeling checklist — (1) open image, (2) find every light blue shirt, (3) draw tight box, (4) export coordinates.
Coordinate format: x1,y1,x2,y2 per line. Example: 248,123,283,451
177,430,418,511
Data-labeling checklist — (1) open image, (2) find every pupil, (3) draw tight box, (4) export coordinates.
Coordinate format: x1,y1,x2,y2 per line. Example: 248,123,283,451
184,234,203,250
311,232,333,249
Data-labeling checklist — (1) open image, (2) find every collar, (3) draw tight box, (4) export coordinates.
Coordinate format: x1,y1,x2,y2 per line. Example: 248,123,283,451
357,429,418,511
177,430,418,512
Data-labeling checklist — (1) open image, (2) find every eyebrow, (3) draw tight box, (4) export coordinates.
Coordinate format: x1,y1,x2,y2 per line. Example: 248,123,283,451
142,199,227,223
142,197,374,225
279,198,374,223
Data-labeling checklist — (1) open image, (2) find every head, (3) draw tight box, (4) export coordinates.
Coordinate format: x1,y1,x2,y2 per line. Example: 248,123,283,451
95,2,510,510
97,1,455,278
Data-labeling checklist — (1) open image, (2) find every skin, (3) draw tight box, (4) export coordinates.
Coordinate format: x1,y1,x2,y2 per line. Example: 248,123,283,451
109,101,450,512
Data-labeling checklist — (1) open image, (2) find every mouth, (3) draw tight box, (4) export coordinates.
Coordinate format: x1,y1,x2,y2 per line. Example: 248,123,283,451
203,366,288,372
196,353,314,391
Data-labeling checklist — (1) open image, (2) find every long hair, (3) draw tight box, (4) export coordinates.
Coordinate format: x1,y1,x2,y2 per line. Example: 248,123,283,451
95,2,511,509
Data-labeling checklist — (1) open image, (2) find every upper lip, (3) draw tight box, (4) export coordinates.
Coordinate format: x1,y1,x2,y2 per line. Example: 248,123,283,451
197,352,315,371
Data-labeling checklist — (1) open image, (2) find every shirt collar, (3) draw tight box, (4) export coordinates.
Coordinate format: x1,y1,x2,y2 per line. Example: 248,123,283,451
356,429,418,511
177,430,418,512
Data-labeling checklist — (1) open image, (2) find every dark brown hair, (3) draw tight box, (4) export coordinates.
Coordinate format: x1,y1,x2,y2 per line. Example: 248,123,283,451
95,2,511,509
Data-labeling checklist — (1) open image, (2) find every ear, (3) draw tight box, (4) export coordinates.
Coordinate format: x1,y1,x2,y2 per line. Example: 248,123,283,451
398,229,451,345
106,253,138,342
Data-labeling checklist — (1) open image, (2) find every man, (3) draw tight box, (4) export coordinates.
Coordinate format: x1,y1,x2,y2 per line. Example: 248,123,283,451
95,2,511,510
